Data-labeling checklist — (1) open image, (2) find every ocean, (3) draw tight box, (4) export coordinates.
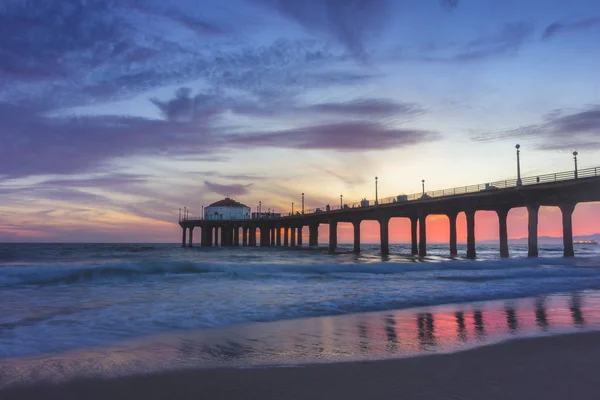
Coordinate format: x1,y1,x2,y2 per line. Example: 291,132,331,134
2,242,600,386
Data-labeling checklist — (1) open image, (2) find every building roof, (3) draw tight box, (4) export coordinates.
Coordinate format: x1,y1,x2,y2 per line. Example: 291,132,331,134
207,197,249,208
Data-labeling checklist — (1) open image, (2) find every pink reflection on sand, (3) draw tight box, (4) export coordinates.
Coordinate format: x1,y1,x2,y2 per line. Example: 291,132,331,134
2,291,600,388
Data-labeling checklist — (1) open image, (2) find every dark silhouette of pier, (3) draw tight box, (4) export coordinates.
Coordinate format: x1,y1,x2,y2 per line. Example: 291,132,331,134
179,166,600,258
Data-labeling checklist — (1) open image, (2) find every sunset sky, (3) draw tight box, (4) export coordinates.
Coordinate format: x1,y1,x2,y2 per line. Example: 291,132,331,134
1,0,599,243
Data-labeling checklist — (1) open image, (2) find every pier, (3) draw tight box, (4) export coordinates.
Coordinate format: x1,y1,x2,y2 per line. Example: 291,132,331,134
179,166,600,258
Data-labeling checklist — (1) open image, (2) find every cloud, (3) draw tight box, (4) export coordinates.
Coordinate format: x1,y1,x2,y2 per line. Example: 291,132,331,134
203,181,253,196
439,0,460,11
231,121,439,151
472,105,600,150
150,88,223,122
322,169,368,187
309,99,425,117
542,18,600,40
0,88,430,179
256,0,392,61
0,0,360,110
0,185,114,207
409,22,533,62
40,173,150,188
454,23,533,61
0,101,221,178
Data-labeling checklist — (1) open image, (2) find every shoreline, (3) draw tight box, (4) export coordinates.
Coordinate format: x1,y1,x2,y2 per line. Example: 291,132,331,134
2,291,599,391
3,331,600,399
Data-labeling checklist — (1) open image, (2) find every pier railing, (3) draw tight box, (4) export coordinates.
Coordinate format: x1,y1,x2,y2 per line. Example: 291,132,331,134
302,166,599,215
180,166,599,221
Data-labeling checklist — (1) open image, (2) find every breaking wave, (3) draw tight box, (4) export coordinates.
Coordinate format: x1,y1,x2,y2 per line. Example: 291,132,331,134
1,256,599,288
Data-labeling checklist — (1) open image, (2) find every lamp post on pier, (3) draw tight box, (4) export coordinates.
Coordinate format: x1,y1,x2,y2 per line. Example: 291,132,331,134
201,206,204,220
292,202,294,215
302,193,305,215
573,151,579,179
340,195,343,208
179,208,181,222
375,176,379,205
184,207,187,221
516,144,522,186
422,179,425,195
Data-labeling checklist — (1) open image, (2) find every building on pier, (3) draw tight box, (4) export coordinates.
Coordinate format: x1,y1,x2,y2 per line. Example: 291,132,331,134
204,197,250,220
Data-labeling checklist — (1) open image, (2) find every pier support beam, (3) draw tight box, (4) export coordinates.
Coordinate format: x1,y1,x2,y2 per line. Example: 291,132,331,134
220,227,226,247
291,226,296,248
418,213,427,257
380,217,390,256
200,226,207,246
309,224,319,247
411,216,418,255
560,203,576,257
181,227,187,248
242,228,248,246
260,227,269,247
466,209,476,259
329,221,337,252
497,208,509,258
276,227,281,246
284,227,289,247
188,227,194,248
234,227,240,246
228,226,234,246
297,227,303,247
269,228,274,246
527,204,540,257
448,212,458,256
202,226,213,247
223,227,230,247
353,220,361,253
249,227,256,247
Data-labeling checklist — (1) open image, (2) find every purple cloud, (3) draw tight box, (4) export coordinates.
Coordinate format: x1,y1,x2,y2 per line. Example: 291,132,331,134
439,0,460,11
455,23,533,61
203,181,253,196
472,105,600,150
256,0,392,61
0,101,220,178
150,88,223,122
409,22,533,63
542,18,600,40
310,99,425,117
0,0,362,111
41,174,150,188
231,121,439,151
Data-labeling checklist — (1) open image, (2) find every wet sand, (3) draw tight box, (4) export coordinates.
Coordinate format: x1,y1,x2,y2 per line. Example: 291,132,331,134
3,331,600,400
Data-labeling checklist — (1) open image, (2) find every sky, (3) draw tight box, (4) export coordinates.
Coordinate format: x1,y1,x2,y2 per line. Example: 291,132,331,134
1,0,599,243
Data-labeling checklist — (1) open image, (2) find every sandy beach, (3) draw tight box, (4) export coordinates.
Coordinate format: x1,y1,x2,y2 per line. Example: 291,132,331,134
2,331,600,400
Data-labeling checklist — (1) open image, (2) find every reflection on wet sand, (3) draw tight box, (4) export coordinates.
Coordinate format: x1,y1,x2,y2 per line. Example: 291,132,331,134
474,310,485,339
535,298,549,331
455,311,467,342
169,293,592,366
384,315,397,352
570,293,585,327
1,292,598,387
417,313,436,350
505,304,519,334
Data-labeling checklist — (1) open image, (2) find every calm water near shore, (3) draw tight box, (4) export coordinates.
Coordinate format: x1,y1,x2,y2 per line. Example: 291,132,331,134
1,242,600,387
